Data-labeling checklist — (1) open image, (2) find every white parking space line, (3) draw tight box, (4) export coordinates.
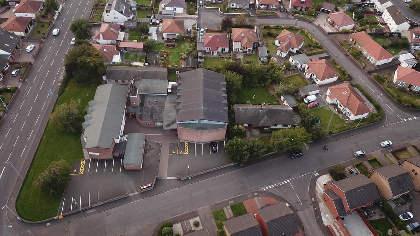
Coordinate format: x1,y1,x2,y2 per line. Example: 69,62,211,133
366,84,375,92
0,167,5,179
386,104,394,112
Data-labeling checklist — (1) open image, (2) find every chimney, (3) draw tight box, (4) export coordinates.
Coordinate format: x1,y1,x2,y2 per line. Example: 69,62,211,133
242,32,244,37
129,81,140,106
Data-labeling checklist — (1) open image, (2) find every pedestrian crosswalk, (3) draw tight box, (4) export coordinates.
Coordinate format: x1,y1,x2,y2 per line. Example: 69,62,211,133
260,171,317,191
382,116,419,128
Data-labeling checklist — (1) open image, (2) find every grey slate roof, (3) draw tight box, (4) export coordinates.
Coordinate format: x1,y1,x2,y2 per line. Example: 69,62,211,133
0,29,19,56
386,5,407,25
106,66,168,83
299,84,319,97
234,104,300,127
161,0,186,8
282,94,297,107
329,174,381,210
83,84,127,149
163,94,177,130
184,229,211,236
258,203,299,236
374,164,415,196
290,54,310,65
324,190,346,217
230,0,249,5
223,214,263,236
123,133,145,166
135,78,168,94
116,0,132,17
258,46,268,58
406,156,420,168
176,69,228,122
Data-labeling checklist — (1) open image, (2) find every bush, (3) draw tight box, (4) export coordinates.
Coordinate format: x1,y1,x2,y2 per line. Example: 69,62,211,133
217,229,226,236
162,227,173,236
158,222,173,236
193,220,200,227
329,164,346,181
381,201,408,231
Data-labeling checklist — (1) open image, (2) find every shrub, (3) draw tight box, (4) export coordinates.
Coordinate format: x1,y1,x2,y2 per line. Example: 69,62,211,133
158,222,173,236
217,229,226,236
329,164,346,181
193,220,200,227
162,227,173,236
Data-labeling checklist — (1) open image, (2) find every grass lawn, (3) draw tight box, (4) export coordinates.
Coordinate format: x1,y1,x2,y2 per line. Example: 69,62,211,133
187,1,197,15
394,149,413,160
344,10,352,17
257,10,278,16
31,22,52,38
137,9,152,18
94,8,104,14
168,70,177,81
242,54,259,64
0,90,14,112
212,209,227,230
283,73,308,88
206,3,222,8
136,0,151,5
153,39,191,67
373,36,403,56
203,57,231,70
369,218,393,236
123,53,144,62
230,202,247,216
310,106,346,132
368,157,383,169
237,87,277,105
354,162,371,177
128,29,146,41
92,15,101,21
383,84,420,109
365,14,378,23
16,80,98,221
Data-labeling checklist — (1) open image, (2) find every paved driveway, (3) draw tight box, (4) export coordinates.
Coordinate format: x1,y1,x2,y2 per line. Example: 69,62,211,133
13,41,41,63
200,8,224,30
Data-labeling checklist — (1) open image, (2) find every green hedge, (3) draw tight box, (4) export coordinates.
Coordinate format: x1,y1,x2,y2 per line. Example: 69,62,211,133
158,222,173,236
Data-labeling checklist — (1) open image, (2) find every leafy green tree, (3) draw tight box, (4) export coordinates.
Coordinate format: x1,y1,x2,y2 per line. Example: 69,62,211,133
248,139,268,160
50,99,82,132
35,160,70,195
234,15,247,26
221,17,233,32
138,23,149,35
283,61,291,71
64,44,106,83
307,8,316,16
226,137,250,165
45,0,59,13
271,127,311,153
70,18,92,40
224,70,243,103
247,17,256,24
229,125,246,139
144,38,156,52
410,0,420,13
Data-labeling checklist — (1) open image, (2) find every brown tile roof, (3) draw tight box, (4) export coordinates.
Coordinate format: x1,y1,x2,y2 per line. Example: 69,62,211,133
327,82,371,116
223,214,263,236
290,0,312,8
385,5,407,25
92,44,119,62
1,16,32,32
322,2,335,11
203,33,229,51
328,12,355,27
350,31,393,61
305,59,339,80
258,0,279,6
408,27,420,44
162,19,184,34
374,164,415,196
118,41,144,49
395,66,420,87
275,29,304,53
14,0,42,13
93,23,120,41
231,28,257,48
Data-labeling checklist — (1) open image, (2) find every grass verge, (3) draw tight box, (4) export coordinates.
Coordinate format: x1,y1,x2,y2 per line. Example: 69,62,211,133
212,209,227,230
230,202,247,216
31,22,52,39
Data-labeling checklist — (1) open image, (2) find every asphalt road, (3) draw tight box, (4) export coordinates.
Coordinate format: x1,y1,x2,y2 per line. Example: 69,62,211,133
0,0,94,235
388,0,420,24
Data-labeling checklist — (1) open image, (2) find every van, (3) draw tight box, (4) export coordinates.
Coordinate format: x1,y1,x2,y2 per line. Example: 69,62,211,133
304,95,317,104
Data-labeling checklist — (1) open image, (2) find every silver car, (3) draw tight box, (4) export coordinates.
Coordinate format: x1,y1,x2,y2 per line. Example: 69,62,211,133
354,150,365,157
380,140,392,148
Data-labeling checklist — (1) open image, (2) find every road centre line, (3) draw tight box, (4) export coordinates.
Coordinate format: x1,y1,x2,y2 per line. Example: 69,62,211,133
0,167,5,179
376,94,383,102
358,76,365,83
386,104,394,112
366,84,375,92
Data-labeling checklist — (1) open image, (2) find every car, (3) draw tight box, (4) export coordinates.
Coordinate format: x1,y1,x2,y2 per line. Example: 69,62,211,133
399,212,414,221
380,140,392,148
52,28,60,36
199,0,203,6
408,222,420,231
3,63,10,71
304,95,317,104
199,28,205,36
280,5,284,12
290,151,303,159
26,44,35,52
308,101,319,108
354,150,365,157
70,38,76,45
11,69,20,77
0,73,3,82
349,168,358,175
210,142,217,153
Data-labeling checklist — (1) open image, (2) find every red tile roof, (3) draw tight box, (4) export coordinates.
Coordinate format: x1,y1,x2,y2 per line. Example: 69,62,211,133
408,27,420,44
14,0,42,14
328,12,355,28
93,23,120,41
327,82,371,116
92,44,120,62
258,0,280,6
395,66,420,87
1,16,32,32
118,41,144,49
306,59,339,80
162,19,184,34
290,0,312,8
275,29,304,53
231,28,257,48
203,33,229,51
350,31,393,62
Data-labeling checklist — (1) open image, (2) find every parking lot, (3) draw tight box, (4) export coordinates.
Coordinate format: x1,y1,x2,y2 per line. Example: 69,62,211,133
14,40,41,63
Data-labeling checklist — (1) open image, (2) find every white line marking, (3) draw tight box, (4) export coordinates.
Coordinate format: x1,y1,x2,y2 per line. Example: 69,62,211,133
28,129,33,140
42,101,47,110
385,104,394,112
13,136,19,147
26,87,31,96
376,94,383,101
397,114,403,121
0,143,3,150
366,85,375,92
0,167,5,179
5,128,11,138
358,76,365,83
13,113,18,123
28,107,32,116
21,120,26,131
21,146,26,157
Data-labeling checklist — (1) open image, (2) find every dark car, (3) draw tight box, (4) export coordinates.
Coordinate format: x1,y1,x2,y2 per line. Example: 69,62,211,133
290,151,303,159
210,142,217,153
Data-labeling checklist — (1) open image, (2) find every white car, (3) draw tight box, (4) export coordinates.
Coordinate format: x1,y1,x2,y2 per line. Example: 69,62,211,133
380,140,392,148
11,69,20,77
199,28,205,36
52,28,60,36
304,95,317,104
0,74,3,82
26,44,35,52
354,150,365,157
399,212,414,221
4,63,10,71
70,38,76,45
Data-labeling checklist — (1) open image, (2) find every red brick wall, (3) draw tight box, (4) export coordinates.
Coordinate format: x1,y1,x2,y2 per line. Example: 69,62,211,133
357,210,378,236
85,141,115,159
337,218,351,236
136,116,158,128
130,95,140,106
255,213,269,236
177,125,227,143
124,165,142,170
322,192,340,220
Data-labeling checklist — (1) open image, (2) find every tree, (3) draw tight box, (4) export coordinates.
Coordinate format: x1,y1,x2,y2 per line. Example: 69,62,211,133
64,44,106,83
247,17,256,24
70,18,92,40
225,137,250,165
229,125,246,139
45,0,59,13
329,164,346,180
137,23,149,35
224,70,243,103
50,99,82,132
234,15,247,26
410,0,420,13
271,127,311,153
221,17,233,32
161,227,173,236
36,159,70,195
247,139,268,160
307,8,316,16
283,61,291,71
144,38,155,52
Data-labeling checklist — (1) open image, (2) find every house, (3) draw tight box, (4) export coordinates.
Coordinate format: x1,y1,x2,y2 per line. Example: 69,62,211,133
103,0,134,25
304,59,339,85
232,28,258,53
326,12,355,32
159,0,186,14
203,33,229,55
370,164,415,200
299,84,319,97
349,31,393,66
322,174,381,220
234,104,301,129
105,66,167,84
326,82,371,120
0,29,22,64
255,202,301,236
289,54,310,70
161,19,184,40
258,46,268,62
229,0,249,9
382,6,410,33
93,23,124,45
92,44,121,64
0,16,33,37
399,53,418,68
13,0,43,19
275,30,304,57
257,0,279,10
402,27,420,52
320,2,335,13
289,0,312,11
118,41,144,52
402,156,420,190
176,69,228,143
123,133,145,170
393,66,420,92
82,84,127,159
373,0,393,13
223,214,263,236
